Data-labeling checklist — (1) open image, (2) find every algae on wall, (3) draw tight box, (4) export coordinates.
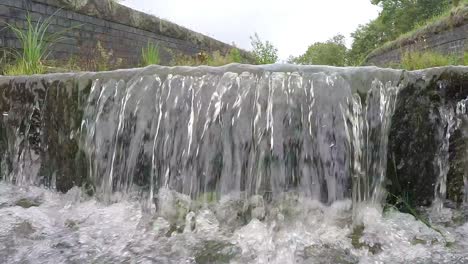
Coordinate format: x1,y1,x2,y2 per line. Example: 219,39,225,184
386,68,468,206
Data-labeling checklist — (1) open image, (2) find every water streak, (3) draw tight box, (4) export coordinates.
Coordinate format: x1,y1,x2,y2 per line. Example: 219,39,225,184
78,67,400,211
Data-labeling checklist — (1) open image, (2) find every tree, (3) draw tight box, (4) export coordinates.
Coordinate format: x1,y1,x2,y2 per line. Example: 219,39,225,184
348,19,389,66
291,34,347,66
250,33,278,64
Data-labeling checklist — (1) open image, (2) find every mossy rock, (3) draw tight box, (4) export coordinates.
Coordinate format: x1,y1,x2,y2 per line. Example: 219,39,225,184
194,240,241,264
348,225,382,255
302,244,358,264
15,198,42,208
387,69,468,207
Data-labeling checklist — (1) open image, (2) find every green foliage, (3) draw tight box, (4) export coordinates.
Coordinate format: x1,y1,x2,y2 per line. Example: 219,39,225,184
250,33,278,65
348,19,388,66
291,34,347,66
141,42,160,66
228,48,242,63
400,51,461,70
349,0,454,65
206,51,232,66
3,12,69,75
171,48,245,66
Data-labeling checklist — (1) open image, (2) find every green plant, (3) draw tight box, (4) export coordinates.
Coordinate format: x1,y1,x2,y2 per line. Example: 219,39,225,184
141,42,160,66
228,48,242,63
291,34,347,66
250,33,278,65
400,51,461,70
2,11,74,75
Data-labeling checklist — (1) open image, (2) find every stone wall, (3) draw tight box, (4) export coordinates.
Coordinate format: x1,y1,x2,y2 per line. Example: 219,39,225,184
0,0,251,68
365,7,468,67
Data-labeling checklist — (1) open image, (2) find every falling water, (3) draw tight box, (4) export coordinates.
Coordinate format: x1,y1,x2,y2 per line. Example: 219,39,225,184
78,66,399,209
433,105,457,211
455,98,468,204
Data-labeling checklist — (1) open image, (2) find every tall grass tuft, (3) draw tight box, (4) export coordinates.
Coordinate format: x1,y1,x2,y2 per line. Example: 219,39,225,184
141,42,160,66
400,51,461,70
3,11,70,75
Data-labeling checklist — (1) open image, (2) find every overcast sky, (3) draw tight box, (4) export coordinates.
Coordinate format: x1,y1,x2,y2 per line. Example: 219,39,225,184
122,0,381,60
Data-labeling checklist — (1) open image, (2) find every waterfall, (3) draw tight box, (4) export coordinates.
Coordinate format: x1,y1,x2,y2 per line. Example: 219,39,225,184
3,66,468,264
455,98,468,204
75,65,401,210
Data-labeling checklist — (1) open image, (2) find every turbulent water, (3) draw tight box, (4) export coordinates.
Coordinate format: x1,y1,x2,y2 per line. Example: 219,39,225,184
2,182,468,263
1,65,468,263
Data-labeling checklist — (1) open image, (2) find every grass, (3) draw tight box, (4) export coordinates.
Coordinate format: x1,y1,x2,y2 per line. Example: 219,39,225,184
383,50,468,70
366,3,468,61
171,48,244,66
2,11,74,76
141,42,160,66
399,51,463,70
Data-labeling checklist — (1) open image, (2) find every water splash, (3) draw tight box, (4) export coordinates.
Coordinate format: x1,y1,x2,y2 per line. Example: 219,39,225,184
1,182,467,264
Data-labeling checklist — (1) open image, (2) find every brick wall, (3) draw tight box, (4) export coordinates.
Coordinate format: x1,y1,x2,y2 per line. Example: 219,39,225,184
0,0,250,68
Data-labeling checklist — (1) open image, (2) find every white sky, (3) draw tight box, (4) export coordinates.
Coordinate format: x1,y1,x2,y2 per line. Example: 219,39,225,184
122,0,381,60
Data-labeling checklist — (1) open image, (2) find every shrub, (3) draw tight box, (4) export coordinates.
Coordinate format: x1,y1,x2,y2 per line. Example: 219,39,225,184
291,34,347,66
206,51,229,66
141,42,160,66
400,51,461,70
250,33,278,65
227,48,242,63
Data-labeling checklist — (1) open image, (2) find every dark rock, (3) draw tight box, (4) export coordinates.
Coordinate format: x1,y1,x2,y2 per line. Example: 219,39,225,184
387,68,468,206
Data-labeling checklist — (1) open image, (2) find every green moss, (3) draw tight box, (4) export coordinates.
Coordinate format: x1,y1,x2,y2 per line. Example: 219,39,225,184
411,238,427,245
15,198,41,208
303,244,358,264
348,225,382,254
196,192,218,204
194,240,241,264
349,225,365,249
